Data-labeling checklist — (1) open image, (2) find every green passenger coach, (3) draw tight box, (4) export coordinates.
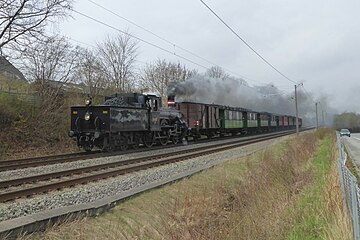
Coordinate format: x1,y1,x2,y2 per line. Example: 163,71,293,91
223,109,244,128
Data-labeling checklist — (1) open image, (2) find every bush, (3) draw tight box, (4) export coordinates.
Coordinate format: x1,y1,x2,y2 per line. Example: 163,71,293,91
0,93,36,129
0,142,8,158
0,91,87,158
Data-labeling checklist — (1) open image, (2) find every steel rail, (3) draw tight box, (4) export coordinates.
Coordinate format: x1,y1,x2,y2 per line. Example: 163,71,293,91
0,131,292,189
0,130,298,172
0,131,294,202
0,151,100,171
0,144,180,171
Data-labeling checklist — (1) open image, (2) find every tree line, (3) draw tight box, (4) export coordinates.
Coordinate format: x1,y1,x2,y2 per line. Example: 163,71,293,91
0,0,232,110
1,0,333,129
333,112,360,132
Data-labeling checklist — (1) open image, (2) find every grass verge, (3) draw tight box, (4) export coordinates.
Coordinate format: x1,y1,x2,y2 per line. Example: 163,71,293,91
22,129,352,240
287,132,352,240
344,149,360,185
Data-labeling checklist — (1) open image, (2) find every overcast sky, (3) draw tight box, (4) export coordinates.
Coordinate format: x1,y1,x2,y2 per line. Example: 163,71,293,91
58,0,360,113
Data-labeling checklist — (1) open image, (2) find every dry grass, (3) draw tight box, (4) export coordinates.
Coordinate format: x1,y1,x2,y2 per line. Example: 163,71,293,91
23,129,352,240
344,148,360,185
322,134,353,240
323,164,353,240
286,130,353,240
162,146,312,239
0,92,85,160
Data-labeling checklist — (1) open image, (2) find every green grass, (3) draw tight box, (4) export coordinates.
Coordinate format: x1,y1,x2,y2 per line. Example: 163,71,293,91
23,130,353,240
287,136,333,240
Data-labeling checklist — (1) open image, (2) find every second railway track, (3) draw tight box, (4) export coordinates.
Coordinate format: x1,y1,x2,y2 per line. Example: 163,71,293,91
0,131,294,203
0,130,297,172
0,151,100,172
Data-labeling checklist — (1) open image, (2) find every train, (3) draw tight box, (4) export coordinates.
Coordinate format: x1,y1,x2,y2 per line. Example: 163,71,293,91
69,92,302,151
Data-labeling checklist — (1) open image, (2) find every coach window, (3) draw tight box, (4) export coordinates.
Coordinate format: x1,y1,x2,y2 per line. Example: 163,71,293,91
225,110,229,119
251,113,256,120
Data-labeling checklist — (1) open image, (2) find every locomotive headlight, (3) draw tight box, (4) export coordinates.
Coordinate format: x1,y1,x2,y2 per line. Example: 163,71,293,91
84,112,91,121
85,98,92,106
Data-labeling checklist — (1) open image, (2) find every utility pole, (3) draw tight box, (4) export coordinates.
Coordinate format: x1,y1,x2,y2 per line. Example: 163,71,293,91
294,83,302,134
315,102,319,129
322,110,325,127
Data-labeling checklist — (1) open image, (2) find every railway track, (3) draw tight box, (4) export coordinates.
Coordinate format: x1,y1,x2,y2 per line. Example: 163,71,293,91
0,151,100,172
0,143,182,171
0,130,294,202
0,130,297,172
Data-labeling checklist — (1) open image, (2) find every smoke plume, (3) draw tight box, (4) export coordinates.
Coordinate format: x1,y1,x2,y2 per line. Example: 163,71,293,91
168,75,294,114
167,75,334,127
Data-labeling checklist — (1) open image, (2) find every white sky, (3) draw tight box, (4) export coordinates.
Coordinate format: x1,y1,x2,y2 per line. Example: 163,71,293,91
58,0,360,113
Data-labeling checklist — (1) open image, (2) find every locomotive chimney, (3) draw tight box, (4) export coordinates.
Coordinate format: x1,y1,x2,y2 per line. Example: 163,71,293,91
167,95,175,108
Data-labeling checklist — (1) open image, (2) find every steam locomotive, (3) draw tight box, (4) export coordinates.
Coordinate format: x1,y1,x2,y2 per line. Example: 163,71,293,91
69,93,187,151
69,93,302,151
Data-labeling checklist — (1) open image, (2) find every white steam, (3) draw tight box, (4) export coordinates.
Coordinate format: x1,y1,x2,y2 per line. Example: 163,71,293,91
168,75,294,115
167,75,333,127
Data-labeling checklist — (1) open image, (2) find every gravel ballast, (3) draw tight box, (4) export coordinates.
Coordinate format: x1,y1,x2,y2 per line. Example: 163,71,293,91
0,137,282,222
0,137,254,181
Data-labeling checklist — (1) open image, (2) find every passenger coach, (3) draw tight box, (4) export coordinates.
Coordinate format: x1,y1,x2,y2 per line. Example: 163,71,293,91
172,100,300,139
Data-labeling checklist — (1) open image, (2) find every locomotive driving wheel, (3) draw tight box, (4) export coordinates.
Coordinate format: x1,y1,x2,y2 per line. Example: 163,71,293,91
171,136,179,145
158,120,169,146
132,135,140,149
100,136,109,152
119,143,128,151
84,144,93,152
118,136,128,151
158,135,168,146
143,133,155,148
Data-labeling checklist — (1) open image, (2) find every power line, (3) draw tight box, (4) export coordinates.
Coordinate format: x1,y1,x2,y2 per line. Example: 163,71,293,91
300,84,320,122
199,0,297,84
65,35,270,90
71,9,278,91
300,84,315,103
71,9,211,71
69,8,295,96
86,0,266,86
63,36,148,66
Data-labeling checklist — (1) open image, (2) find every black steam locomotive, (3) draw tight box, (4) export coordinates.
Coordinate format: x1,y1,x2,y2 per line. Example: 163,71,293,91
70,93,302,151
69,93,187,151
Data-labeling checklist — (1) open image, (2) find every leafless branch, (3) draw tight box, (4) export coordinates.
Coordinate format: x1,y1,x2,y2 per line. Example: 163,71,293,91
0,0,73,50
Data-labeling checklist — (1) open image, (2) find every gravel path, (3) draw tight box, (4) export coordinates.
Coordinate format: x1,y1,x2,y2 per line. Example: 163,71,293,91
0,137,282,222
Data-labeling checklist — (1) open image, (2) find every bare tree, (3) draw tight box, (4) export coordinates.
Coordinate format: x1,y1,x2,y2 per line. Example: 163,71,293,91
205,66,229,79
76,48,106,98
140,59,197,103
0,0,73,51
21,34,80,110
97,33,138,93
